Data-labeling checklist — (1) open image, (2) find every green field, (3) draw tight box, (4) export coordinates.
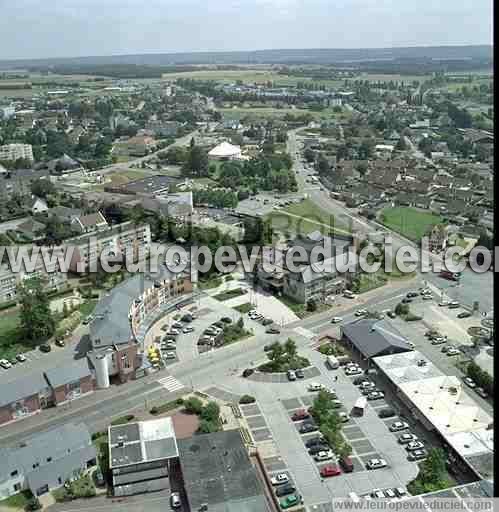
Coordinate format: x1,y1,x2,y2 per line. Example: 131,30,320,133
0,309,31,360
267,199,351,236
379,207,443,241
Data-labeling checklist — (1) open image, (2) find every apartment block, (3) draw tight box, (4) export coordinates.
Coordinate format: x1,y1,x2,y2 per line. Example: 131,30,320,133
0,143,34,162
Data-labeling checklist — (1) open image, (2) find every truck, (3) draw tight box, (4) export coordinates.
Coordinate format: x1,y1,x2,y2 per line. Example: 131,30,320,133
327,355,340,369
352,397,368,416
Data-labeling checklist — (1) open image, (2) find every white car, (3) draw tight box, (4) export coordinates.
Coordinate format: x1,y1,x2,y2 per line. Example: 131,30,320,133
331,317,343,324
308,382,325,392
355,309,368,317
161,342,176,350
372,489,386,499
438,301,450,307
270,473,289,486
314,450,333,462
422,295,433,301
359,381,375,390
398,433,418,444
163,351,176,360
182,326,194,333
339,412,349,422
16,354,27,363
0,359,12,369
366,458,387,470
406,441,425,451
367,391,385,401
463,377,476,388
170,492,181,509
345,367,362,376
389,421,409,432
446,347,461,356
384,489,397,499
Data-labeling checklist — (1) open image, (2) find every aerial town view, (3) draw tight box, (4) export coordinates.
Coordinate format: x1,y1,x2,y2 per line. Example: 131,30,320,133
0,1,494,511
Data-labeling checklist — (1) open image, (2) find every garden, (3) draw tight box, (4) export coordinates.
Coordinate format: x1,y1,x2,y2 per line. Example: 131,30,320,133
258,338,310,373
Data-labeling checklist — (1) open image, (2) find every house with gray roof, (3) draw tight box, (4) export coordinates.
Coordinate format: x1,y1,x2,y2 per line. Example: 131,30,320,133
0,373,52,427
0,422,96,499
44,359,95,406
341,319,412,360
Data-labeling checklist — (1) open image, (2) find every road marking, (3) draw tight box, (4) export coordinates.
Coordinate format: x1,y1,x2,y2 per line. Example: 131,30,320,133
157,375,184,392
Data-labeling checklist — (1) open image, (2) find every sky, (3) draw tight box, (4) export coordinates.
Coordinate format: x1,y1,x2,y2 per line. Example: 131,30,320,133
0,0,493,60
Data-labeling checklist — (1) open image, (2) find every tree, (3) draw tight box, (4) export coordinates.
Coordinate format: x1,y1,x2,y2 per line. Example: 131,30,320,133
304,148,315,163
182,144,209,177
267,341,285,368
201,401,220,423
395,302,410,316
307,299,317,312
184,397,204,415
31,179,56,198
18,278,56,343
283,338,297,360
198,419,219,433
395,137,407,151
420,447,447,485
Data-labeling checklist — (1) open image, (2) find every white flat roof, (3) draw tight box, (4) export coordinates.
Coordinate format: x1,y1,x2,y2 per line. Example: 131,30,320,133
374,351,493,463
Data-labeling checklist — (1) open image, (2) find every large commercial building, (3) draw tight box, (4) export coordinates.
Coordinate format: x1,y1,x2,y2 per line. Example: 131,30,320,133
0,423,96,499
108,417,179,497
177,429,269,512
0,143,34,162
373,351,494,482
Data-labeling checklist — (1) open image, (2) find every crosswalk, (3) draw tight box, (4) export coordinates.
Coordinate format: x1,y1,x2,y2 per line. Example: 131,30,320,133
157,375,185,392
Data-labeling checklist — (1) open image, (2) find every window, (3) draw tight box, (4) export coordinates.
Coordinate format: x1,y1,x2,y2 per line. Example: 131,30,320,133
13,483,21,492
121,353,130,369
10,470,18,477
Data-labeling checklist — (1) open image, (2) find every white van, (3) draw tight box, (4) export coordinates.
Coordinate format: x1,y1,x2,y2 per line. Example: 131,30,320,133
327,355,339,370
352,397,368,416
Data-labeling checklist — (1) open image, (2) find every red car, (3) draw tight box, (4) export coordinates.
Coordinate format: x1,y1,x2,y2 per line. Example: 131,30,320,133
320,464,341,478
291,409,310,421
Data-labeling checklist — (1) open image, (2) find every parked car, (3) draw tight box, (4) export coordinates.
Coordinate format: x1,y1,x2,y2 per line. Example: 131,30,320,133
406,441,425,451
300,422,318,433
438,300,450,307
163,351,176,360
384,489,397,499
308,445,329,455
93,469,105,487
305,436,325,448
182,326,194,333
355,309,368,317
0,359,12,369
389,421,409,432
345,366,362,376
395,488,407,498
359,381,375,390
353,376,370,386
16,354,27,363
371,489,386,499
39,343,51,353
366,458,387,470
55,338,65,347
446,347,461,356
463,377,476,388
242,368,254,378
275,483,296,497
287,370,296,381
398,433,418,444
262,318,273,326
387,311,397,319
331,317,343,324
320,464,341,477
271,473,289,486
279,494,301,509
431,338,447,345
422,295,433,301
475,387,488,399
295,369,304,379
221,317,232,323
408,449,428,461
448,301,460,308
406,292,418,298
314,450,333,462
307,382,325,391
367,391,385,401
291,409,309,421
170,492,181,509
266,327,281,334
457,311,472,319
378,408,396,418
338,412,349,423
339,456,354,473
401,297,412,304
82,315,93,325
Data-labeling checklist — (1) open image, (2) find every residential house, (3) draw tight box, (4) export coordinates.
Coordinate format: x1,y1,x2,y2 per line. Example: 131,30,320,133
23,196,48,215
427,224,450,253
71,211,109,234
48,206,83,224
14,218,46,241
121,135,156,157
0,423,96,499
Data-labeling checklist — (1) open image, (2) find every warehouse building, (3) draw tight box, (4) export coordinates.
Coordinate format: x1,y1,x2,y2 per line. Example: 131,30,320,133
373,351,494,481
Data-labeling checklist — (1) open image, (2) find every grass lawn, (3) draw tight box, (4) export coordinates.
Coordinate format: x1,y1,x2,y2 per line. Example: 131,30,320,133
213,288,247,302
0,490,33,509
268,198,351,236
0,309,33,360
198,276,223,290
379,207,443,242
234,303,253,313
79,300,98,318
